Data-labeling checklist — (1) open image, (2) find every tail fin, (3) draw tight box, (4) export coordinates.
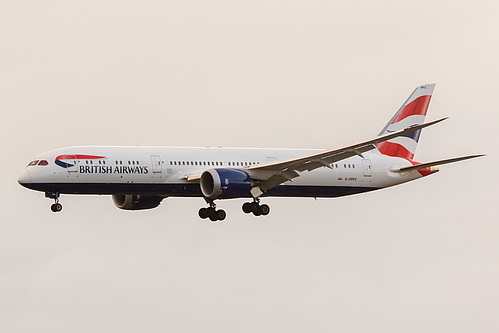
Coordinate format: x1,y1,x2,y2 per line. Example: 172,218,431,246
376,84,435,160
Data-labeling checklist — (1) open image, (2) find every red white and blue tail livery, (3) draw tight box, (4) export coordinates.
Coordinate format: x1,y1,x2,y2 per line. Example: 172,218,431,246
18,84,483,220
376,84,434,160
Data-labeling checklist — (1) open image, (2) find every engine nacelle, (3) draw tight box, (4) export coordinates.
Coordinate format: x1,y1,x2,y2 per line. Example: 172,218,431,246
200,168,252,200
112,194,163,210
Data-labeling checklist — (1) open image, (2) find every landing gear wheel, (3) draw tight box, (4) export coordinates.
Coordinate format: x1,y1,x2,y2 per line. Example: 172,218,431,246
207,207,217,221
251,202,260,214
260,204,270,216
253,206,262,216
242,202,252,214
51,203,62,212
199,207,208,219
216,210,226,221
200,198,227,221
244,200,270,217
207,209,226,221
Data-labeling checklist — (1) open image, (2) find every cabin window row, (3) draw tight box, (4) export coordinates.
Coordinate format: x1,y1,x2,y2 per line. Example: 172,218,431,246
168,161,260,167
330,163,356,169
112,160,140,165
84,160,142,165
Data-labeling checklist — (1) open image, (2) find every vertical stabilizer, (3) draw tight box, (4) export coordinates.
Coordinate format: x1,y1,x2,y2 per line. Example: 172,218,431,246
376,84,435,160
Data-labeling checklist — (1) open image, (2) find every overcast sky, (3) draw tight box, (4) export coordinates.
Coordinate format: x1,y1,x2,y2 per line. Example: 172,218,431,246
1,0,497,332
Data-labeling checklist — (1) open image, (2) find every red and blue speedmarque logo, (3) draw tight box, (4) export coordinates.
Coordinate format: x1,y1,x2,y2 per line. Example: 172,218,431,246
55,155,149,174
55,155,106,168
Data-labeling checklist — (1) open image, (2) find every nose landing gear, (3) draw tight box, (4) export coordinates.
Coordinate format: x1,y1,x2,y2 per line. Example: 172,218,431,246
51,201,63,212
46,192,62,213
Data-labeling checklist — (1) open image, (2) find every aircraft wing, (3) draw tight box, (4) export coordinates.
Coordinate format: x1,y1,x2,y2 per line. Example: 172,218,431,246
247,118,447,194
391,154,485,173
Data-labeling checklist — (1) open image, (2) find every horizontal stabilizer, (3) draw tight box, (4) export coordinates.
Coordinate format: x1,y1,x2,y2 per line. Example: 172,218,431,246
394,154,485,173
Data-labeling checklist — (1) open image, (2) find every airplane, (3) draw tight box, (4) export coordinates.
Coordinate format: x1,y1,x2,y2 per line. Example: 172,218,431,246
18,84,483,221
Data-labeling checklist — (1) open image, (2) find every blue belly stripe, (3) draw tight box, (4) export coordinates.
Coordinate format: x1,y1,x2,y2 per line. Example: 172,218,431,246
25,182,378,198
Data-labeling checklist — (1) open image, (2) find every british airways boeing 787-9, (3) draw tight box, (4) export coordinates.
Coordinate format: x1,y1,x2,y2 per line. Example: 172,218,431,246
18,84,483,220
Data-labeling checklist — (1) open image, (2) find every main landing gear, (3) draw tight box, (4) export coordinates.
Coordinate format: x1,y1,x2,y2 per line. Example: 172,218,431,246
198,201,226,222
198,198,270,221
46,192,62,213
242,199,270,217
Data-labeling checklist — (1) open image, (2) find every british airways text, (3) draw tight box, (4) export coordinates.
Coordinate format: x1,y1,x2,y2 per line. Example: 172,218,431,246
79,165,149,174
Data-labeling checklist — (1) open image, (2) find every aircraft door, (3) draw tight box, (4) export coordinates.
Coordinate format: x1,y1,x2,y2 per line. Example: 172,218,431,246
151,155,162,173
362,159,372,177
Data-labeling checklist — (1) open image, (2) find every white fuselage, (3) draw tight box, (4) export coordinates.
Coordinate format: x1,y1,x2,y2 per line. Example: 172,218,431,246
18,146,423,198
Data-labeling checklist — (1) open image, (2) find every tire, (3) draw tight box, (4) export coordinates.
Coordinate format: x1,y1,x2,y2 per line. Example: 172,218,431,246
260,204,270,216
216,210,226,221
208,207,217,221
242,202,252,214
253,206,262,216
199,207,208,219
251,202,260,213
51,203,62,212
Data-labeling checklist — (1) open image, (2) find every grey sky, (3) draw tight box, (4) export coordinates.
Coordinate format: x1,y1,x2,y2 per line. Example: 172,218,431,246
1,0,497,332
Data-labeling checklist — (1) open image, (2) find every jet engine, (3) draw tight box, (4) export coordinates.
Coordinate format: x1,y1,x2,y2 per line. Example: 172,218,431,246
200,168,252,200
112,194,163,210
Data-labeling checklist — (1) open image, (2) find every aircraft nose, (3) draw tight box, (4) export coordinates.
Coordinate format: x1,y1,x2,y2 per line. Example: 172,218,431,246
18,169,31,187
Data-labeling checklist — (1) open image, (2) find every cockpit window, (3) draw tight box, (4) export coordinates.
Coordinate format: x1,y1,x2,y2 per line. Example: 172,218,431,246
38,160,49,166
28,160,39,166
